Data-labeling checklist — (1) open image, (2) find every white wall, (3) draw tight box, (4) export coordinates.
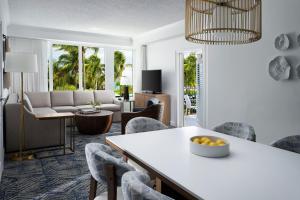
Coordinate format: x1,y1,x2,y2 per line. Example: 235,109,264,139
146,37,202,126
206,0,300,144
134,0,300,144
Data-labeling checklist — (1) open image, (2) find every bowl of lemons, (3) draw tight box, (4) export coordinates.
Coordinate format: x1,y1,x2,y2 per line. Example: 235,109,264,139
190,136,230,157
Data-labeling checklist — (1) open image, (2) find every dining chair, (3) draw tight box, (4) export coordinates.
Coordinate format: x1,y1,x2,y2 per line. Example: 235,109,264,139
125,117,168,174
270,135,300,154
121,104,164,134
125,117,168,134
213,122,256,142
122,171,174,200
85,143,135,200
184,95,196,115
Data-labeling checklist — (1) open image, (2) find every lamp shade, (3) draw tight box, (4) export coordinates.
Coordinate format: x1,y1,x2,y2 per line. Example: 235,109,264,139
120,66,132,86
120,76,131,86
185,0,262,45
5,52,38,73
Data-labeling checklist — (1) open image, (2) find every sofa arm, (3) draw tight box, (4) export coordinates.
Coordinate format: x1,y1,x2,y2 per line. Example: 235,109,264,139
113,98,121,105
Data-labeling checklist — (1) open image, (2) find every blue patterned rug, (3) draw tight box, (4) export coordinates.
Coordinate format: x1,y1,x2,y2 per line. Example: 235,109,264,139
0,123,121,200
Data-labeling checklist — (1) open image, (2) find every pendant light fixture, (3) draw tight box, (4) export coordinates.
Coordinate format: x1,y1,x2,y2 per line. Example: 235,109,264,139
185,0,262,45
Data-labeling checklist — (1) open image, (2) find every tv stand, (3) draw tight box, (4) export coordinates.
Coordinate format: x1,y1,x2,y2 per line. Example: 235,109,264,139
134,92,170,125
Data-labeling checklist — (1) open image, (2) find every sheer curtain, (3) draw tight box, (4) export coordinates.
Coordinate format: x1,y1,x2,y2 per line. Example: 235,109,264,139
8,37,48,94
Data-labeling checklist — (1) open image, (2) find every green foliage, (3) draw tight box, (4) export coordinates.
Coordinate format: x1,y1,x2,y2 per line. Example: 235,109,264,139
184,53,197,89
52,45,105,90
114,51,126,82
53,44,79,90
83,47,105,90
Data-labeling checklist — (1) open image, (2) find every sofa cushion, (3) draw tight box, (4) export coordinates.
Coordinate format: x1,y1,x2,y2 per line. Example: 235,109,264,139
100,104,120,111
51,91,74,107
23,94,33,112
76,105,94,110
73,91,94,106
94,90,115,104
32,107,57,115
26,92,51,108
52,106,78,113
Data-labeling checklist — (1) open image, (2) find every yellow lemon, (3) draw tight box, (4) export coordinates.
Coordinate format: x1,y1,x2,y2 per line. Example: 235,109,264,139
200,137,211,143
208,142,217,146
193,138,200,144
217,143,225,146
201,140,210,145
216,139,225,145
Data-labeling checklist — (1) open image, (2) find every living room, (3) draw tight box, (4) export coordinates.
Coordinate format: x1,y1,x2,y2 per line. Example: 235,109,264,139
1,0,300,200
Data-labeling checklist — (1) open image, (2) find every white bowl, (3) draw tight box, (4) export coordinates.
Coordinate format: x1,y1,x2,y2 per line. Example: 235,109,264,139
190,136,230,158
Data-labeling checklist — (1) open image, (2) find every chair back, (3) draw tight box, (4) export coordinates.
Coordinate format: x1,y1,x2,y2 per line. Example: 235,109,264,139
122,171,174,200
271,135,300,154
85,143,135,186
126,117,167,134
214,122,256,142
184,95,192,108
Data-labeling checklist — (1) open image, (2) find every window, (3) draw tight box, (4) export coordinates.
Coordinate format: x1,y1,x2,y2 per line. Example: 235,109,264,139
83,47,105,90
52,44,79,90
114,50,133,96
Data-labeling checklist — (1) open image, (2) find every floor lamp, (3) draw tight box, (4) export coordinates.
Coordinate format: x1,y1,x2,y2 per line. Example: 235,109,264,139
5,52,38,161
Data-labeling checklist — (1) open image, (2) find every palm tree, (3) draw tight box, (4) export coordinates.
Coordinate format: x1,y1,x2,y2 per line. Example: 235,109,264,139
52,44,79,90
114,51,126,81
184,53,197,95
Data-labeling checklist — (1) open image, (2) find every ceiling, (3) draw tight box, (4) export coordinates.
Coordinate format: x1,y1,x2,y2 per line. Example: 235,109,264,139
8,0,185,37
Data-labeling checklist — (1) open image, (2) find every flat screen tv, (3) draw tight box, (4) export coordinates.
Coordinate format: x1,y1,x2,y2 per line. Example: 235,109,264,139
142,70,162,93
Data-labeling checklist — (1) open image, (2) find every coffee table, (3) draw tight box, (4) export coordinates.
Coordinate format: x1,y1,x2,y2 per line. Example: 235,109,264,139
75,110,113,134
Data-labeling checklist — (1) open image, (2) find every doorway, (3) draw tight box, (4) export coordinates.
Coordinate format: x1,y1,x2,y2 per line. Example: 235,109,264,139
176,49,207,128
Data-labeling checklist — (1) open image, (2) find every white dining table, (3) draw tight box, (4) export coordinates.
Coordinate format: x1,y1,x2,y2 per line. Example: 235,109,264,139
106,126,300,200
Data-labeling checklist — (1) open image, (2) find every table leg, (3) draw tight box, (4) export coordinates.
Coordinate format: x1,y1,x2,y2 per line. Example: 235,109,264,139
155,178,162,192
63,118,66,155
69,118,72,152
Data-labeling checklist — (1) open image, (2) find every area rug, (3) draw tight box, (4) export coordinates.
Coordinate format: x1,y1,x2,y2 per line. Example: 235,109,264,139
0,123,121,200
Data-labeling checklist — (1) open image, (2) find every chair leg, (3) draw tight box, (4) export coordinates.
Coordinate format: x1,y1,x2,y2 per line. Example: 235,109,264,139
89,176,97,200
105,164,117,200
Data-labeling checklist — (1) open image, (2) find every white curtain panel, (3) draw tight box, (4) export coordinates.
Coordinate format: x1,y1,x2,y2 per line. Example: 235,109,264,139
9,37,48,94
196,54,206,127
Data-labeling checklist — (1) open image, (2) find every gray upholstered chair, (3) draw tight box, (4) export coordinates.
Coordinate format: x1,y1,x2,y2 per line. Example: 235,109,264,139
85,143,135,200
122,171,174,200
270,135,300,154
214,122,256,142
125,117,167,134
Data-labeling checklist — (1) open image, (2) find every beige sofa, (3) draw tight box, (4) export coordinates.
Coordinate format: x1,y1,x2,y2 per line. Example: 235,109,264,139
5,90,121,152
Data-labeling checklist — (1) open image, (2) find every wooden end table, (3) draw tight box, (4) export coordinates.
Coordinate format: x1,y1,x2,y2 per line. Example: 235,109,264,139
75,110,113,135
34,112,75,158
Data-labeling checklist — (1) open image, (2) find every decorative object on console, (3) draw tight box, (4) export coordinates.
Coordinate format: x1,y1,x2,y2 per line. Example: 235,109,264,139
269,56,291,81
5,52,38,160
275,34,290,50
120,67,132,101
185,0,262,45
